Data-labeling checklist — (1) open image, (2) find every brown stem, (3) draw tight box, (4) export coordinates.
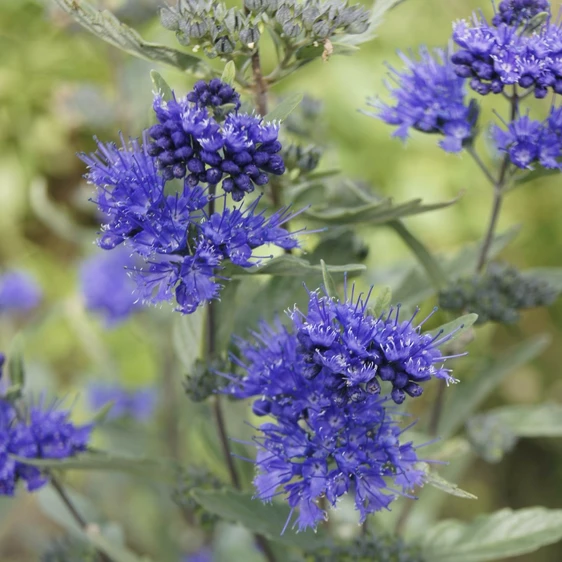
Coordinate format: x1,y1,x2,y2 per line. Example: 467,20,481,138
251,50,268,117
212,395,241,490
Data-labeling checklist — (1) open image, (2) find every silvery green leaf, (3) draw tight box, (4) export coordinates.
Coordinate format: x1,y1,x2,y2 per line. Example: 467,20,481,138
320,260,339,300
427,314,478,347
53,0,211,76
221,61,236,85
150,70,173,101
416,462,477,500
264,93,303,123
421,508,562,562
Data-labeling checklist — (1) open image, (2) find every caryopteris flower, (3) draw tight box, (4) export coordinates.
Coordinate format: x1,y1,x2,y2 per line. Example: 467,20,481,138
228,287,464,530
187,78,241,110
81,81,300,314
80,248,143,326
0,395,91,496
87,383,157,422
452,2,562,98
0,271,42,314
492,106,562,169
368,47,479,153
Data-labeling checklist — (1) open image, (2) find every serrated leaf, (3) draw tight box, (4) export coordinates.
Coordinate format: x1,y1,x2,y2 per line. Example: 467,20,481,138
150,70,173,101
427,314,478,347
417,462,477,500
53,0,210,76
224,255,365,277
370,286,392,317
304,196,459,226
440,335,551,438
190,488,328,548
320,259,339,299
264,93,303,123
478,403,562,438
221,61,236,85
421,507,562,562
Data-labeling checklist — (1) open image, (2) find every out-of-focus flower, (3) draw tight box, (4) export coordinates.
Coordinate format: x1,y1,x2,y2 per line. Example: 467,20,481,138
80,248,143,326
0,271,42,314
87,383,157,422
368,47,479,153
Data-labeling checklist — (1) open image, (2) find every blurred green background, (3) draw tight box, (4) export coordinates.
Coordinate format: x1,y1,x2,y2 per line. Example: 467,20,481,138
1,0,562,560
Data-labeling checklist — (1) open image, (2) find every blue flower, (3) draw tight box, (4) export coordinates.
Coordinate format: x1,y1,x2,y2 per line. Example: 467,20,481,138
368,47,478,153
87,383,157,422
0,271,42,314
82,81,300,315
452,7,562,98
492,106,562,169
80,248,143,327
0,396,91,496
182,548,213,562
492,0,550,27
187,78,241,110
228,288,463,530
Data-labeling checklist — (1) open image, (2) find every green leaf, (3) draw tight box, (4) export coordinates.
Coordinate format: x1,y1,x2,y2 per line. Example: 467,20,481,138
477,403,562,438
390,220,448,289
440,335,551,438
190,488,328,549
13,452,174,478
522,266,562,291
515,166,560,185
221,61,236,85
53,0,210,76
320,260,339,299
416,462,477,500
264,93,303,123
85,528,154,562
91,401,115,424
172,307,205,372
421,507,562,562
370,286,392,317
150,70,173,101
6,334,25,388
427,314,478,347
295,41,359,61
304,195,459,226
224,255,365,277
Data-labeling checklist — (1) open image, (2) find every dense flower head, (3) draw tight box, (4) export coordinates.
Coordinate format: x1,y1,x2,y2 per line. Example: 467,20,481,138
87,383,157,422
228,287,463,530
452,5,562,98
492,0,551,27
81,81,300,315
0,270,42,314
146,87,284,199
368,47,479,153
187,78,241,110
492,106,562,169
80,248,143,326
0,397,91,496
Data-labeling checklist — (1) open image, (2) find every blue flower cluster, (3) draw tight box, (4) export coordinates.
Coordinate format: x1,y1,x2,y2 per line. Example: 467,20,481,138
80,248,143,326
452,2,562,98
368,47,479,153
187,79,241,111
0,270,42,315
492,0,550,26
87,383,157,422
82,81,299,315
492,106,562,168
147,85,284,201
229,288,461,530
0,393,91,495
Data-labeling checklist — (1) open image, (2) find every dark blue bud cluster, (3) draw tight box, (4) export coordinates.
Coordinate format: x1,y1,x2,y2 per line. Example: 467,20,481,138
227,286,463,530
82,81,301,315
147,81,285,201
492,0,550,27
187,79,241,110
452,2,562,98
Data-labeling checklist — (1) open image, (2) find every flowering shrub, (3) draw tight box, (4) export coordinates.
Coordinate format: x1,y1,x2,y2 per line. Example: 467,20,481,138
2,0,562,560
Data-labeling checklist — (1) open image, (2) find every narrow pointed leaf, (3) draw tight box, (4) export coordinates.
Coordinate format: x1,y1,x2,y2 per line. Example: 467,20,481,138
417,462,477,500
221,61,236,85
150,70,173,101
320,260,339,299
427,314,478,346
264,93,303,123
